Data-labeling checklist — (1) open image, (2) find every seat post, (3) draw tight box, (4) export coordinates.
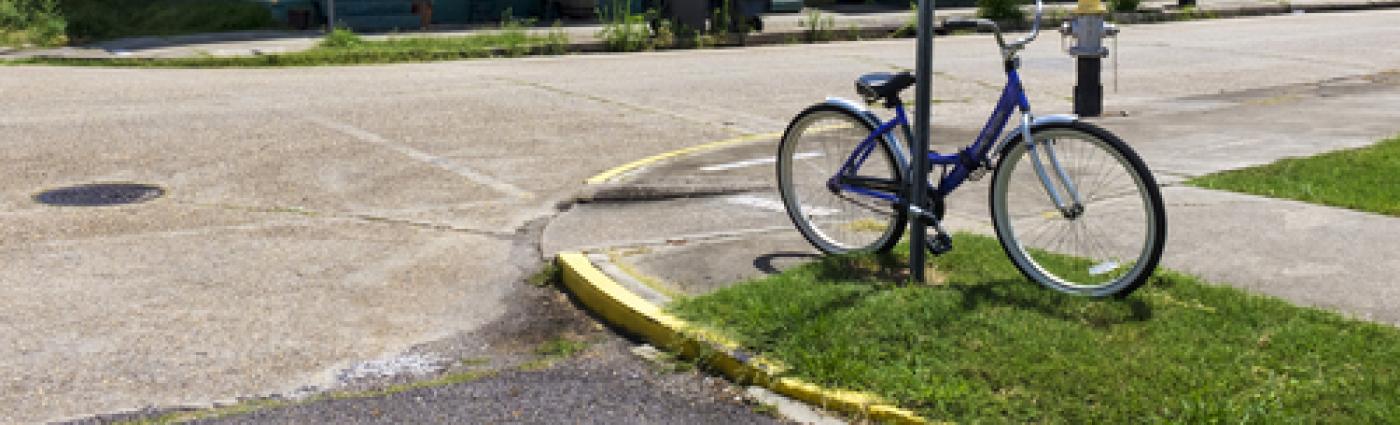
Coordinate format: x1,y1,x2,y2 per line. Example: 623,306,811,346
884,94,902,110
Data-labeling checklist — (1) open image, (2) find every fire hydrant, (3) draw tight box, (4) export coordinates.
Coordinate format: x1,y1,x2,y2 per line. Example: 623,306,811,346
1060,0,1119,117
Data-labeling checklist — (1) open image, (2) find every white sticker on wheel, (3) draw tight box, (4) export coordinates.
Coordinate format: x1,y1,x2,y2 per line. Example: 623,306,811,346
1089,260,1121,276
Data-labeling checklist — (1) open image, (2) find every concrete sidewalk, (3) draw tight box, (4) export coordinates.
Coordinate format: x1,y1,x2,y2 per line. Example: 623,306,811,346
4,0,1398,60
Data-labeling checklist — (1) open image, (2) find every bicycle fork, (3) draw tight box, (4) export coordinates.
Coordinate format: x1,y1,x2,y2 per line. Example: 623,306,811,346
1020,113,1085,219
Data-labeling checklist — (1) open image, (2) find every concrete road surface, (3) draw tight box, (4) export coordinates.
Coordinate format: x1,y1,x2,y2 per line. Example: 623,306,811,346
1,9,1398,423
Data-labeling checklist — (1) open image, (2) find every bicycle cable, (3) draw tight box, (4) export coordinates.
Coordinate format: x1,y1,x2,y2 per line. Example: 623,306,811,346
1113,34,1119,93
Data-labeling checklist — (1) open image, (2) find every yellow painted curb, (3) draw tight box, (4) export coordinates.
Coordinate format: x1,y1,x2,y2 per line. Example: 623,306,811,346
557,252,933,424
583,132,782,185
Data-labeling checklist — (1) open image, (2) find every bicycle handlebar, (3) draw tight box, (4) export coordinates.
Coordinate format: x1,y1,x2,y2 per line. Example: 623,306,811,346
943,0,1043,58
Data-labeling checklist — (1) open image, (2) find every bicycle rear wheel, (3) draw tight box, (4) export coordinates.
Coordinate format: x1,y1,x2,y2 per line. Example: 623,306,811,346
989,121,1166,297
778,104,906,254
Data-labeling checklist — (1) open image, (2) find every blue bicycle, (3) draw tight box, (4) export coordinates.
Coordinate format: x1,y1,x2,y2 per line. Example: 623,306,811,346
776,2,1166,297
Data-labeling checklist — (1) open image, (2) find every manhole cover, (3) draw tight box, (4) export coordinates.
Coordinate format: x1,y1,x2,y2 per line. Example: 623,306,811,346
34,183,164,207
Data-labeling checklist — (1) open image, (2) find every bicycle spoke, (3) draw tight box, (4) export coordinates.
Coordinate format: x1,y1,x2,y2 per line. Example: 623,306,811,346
779,108,905,253
992,124,1164,297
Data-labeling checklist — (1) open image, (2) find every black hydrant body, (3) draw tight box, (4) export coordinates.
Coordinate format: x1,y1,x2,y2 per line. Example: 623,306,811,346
1075,57,1103,116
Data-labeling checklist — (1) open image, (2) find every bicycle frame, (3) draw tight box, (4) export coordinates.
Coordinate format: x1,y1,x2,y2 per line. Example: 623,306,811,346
833,65,1031,204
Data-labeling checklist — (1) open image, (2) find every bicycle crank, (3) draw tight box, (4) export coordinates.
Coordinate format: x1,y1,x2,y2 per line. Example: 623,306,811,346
926,232,953,256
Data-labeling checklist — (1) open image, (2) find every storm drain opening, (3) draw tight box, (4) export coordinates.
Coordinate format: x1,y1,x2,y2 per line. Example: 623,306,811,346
34,183,165,207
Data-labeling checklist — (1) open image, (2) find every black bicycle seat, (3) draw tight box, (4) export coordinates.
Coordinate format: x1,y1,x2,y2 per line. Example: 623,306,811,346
855,72,915,104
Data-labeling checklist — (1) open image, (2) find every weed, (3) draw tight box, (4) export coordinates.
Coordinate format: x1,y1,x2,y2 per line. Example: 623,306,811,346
695,33,715,49
751,402,781,417
528,260,563,287
535,337,590,357
496,9,534,57
460,357,491,367
892,1,917,38
652,17,675,48
649,350,698,372
1174,6,1217,20
320,27,362,48
522,336,592,371
544,20,570,54
596,2,651,52
799,9,836,42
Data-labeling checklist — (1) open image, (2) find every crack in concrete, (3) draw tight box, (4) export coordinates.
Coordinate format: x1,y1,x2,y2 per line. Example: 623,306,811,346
348,214,518,240
574,182,770,204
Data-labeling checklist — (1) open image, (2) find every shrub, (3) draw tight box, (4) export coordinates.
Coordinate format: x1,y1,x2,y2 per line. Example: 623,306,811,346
976,0,1025,21
0,0,67,47
1111,0,1141,12
58,0,278,43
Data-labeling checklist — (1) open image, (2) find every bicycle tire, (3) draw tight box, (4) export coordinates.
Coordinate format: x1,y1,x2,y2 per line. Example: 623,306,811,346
778,104,907,254
988,121,1166,297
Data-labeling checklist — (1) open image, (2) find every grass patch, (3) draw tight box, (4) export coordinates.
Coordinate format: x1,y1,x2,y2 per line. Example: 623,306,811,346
669,234,1400,423
521,336,593,371
529,259,564,288
11,24,571,67
1188,134,1400,216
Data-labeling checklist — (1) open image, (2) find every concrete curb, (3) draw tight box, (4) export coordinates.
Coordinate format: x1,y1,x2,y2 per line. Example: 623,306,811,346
556,252,934,425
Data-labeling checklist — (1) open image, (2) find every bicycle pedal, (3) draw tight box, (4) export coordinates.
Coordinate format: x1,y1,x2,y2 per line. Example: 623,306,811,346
926,233,953,256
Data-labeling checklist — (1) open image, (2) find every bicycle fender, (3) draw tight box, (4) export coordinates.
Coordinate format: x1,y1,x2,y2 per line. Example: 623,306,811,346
820,97,910,167
995,114,1080,157
1031,114,1078,127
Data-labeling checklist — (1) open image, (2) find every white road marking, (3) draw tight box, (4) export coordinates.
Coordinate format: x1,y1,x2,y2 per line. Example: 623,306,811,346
700,152,822,172
302,115,532,199
724,194,837,216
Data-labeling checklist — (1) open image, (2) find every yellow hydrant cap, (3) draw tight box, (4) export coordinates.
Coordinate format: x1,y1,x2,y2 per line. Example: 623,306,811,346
1076,0,1108,14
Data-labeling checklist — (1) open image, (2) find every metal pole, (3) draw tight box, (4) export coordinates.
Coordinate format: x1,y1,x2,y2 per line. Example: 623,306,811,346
327,0,336,30
909,0,935,283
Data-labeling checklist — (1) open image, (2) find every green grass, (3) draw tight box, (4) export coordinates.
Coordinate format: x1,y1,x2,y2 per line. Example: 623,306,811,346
10,26,571,67
669,234,1400,423
1189,135,1400,216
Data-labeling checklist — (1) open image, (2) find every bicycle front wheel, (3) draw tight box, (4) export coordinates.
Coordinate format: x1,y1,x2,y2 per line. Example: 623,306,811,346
989,121,1166,297
778,104,906,254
